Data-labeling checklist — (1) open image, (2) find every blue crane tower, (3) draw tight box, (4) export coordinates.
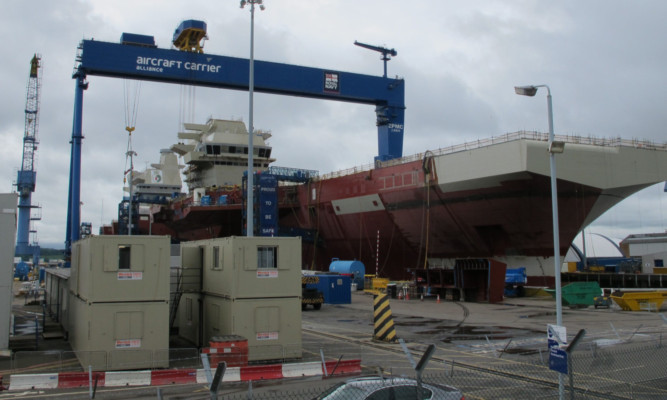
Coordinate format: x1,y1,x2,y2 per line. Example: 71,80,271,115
15,54,42,266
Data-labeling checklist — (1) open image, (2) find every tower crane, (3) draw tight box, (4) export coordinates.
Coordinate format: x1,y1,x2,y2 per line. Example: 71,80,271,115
15,54,42,266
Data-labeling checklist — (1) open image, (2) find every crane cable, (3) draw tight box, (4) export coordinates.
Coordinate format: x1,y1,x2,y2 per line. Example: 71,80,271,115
123,80,141,235
123,80,142,185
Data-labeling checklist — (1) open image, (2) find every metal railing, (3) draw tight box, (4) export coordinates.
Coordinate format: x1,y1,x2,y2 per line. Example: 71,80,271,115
318,130,667,181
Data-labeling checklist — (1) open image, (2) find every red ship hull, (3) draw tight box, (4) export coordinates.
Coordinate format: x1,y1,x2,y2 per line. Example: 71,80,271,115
143,134,667,282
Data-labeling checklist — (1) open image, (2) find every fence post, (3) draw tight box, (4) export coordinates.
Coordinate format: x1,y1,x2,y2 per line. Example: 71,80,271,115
498,338,512,359
201,353,213,384
320,349,328,377
88,365,92,399
34,316,39,350
566,329,586,400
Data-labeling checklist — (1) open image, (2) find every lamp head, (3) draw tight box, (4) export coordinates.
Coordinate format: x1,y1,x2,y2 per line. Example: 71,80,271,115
514,86,538,97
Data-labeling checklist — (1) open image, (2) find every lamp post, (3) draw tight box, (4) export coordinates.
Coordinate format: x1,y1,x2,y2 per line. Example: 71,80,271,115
515,85,564,325
516,84,565,399
240,0,265,237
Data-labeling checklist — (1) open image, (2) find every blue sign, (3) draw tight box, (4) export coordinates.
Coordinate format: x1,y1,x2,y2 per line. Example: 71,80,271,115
258,175,278,237
549,347,568,374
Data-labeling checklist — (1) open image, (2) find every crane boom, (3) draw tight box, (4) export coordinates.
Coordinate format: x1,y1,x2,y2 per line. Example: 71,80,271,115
15,54,42,265
354,40,397,78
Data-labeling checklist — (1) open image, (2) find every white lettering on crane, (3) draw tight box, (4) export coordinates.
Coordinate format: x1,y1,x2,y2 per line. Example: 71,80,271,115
135,56,220,74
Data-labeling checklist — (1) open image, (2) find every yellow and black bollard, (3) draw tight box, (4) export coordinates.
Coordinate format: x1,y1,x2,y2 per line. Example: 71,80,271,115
373,293,398,343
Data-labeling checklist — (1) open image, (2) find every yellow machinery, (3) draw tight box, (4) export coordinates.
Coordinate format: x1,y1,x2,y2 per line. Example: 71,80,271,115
173,20,207,53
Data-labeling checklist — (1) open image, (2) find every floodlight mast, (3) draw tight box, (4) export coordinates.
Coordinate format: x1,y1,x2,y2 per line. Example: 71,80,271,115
240,0,265,237
354,40,397,78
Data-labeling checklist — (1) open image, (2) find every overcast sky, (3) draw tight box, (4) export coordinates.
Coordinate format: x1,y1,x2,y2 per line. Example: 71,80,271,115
1,0,666,250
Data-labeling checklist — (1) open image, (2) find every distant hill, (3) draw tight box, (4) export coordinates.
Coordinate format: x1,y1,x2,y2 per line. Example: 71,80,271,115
16,248,65,262
40,248,66,260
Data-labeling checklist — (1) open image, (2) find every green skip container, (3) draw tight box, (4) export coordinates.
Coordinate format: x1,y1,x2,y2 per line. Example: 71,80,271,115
546,282,602,308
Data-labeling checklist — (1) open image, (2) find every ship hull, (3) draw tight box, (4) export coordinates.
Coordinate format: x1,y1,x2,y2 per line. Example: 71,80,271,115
150,133,667,282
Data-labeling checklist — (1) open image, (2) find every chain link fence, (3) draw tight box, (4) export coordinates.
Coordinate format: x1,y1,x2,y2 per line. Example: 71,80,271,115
4,331,667,399
217,336,667,399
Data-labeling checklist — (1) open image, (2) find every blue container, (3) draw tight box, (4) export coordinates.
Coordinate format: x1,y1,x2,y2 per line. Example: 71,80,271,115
329,259,365,290
217,195,228,205
200,195,211,206
120,33,156,47
14,261,30,281
307,275,351,304
39,267,46,283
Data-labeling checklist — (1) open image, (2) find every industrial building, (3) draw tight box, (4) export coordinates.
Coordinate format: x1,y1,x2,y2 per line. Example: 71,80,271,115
620,232,667,273
0,193,19,353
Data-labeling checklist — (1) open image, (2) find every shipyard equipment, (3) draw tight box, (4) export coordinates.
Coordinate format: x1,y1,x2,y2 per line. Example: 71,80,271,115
330,259,365,290
172,20,207,53
15,55,42,265
302,275,324,310
504,267,527,297
65,21,405,253
354,40,397,78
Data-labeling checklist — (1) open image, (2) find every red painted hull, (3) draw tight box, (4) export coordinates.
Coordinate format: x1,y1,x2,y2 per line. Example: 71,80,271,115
142,134,667,281
149,158,601,280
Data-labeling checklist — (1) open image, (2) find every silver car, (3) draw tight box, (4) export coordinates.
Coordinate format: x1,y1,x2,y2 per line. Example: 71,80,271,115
314,376,464,400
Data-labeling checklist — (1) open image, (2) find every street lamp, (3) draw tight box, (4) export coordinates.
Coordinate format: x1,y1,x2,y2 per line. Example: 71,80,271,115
514,84,564,327
516,84,566,399
240,0,265,237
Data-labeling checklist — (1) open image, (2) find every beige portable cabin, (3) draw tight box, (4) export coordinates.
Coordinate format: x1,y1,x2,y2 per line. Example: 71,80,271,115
69,297,169,370
177,236,303,361
181,236,301,299
70,235,170,302
203,295,302,361
68,235,170,370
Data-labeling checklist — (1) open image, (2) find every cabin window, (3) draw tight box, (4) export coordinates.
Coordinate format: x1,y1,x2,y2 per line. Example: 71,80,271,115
229,146,236,154
212,246,222,270
205,145,221,155
257,246,278,269
656,259,664,267
118,245,131,270
258,148,266,157
186,298,193,322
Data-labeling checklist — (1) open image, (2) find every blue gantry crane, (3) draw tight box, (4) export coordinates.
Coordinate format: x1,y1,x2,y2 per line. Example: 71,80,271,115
15,54,42,266
65,21,405,254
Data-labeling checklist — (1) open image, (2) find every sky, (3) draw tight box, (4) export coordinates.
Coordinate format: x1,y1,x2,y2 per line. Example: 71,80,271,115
1,0,666,250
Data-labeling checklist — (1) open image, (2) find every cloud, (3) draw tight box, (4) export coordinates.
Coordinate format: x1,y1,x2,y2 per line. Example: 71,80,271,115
2,0,666,249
